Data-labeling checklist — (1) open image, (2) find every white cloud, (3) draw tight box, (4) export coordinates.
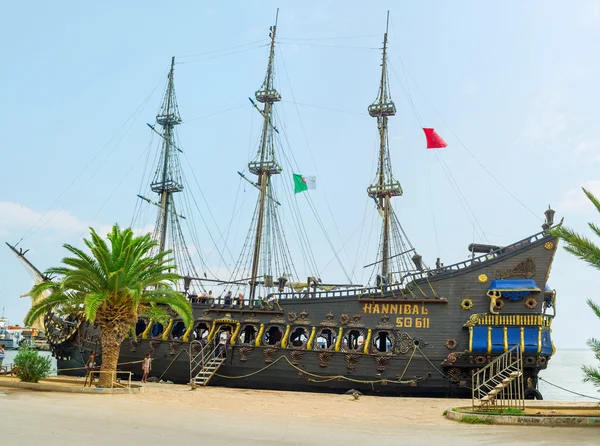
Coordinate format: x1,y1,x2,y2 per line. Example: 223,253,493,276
0,202,88,236
0,202,153,240
559,180,600,212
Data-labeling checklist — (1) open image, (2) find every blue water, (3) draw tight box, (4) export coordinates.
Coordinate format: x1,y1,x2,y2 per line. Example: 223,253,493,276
2,348,598,401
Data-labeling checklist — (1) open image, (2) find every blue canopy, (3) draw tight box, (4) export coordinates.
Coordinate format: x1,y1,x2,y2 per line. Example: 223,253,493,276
488,279,540,292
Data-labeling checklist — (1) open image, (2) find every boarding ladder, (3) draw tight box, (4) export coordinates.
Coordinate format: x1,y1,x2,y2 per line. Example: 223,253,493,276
189,340,226,388
472,345,524,410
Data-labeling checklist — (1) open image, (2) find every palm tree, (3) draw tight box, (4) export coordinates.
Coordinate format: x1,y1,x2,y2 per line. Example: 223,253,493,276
24,224,193,387
550,187,600,390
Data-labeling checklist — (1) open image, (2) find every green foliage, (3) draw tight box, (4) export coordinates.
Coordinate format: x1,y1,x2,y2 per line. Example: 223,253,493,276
22,225,194,386
13,346,53,383
442,409,448,416
24,224,193,330
549,188,600,391
458,415,493,425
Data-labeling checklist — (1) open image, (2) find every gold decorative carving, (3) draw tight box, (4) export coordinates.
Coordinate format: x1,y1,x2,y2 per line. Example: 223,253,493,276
461,298,474,310
495,256,536,279
478,274,488,283
544,241,554,250
525,297,537,309
486,290,502,315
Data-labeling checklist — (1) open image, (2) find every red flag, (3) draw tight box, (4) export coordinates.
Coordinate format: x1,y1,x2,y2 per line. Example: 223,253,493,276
423,128,447,149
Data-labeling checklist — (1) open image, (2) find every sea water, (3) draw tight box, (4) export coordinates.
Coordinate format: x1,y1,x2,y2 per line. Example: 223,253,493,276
1,348,598,401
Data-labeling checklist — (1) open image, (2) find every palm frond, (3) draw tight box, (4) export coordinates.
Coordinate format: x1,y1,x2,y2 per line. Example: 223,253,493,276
582,188,600,215
587,299,600,320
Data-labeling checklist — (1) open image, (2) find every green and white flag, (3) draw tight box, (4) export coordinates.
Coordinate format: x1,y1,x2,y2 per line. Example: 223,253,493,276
293,174,316,194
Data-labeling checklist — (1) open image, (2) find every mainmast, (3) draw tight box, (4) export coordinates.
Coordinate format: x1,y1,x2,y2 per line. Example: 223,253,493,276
248,9,283,300
367,11,403,285
150,57,183,254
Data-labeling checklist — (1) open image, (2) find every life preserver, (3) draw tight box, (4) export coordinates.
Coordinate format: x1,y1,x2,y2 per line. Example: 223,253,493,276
524,388,543,400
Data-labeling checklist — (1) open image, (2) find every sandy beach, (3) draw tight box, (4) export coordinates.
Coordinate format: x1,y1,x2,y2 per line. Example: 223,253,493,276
2,383,598,445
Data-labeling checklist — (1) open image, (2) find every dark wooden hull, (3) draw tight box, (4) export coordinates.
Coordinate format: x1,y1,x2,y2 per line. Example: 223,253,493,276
52,231,558,398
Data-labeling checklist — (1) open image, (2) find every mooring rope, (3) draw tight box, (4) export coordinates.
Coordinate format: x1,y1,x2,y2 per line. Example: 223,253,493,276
214,346,424,385
538,377,600,401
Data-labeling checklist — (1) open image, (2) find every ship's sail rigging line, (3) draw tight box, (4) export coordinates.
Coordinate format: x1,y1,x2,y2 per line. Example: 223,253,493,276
13,70,169,247
385,17,541,223
274,48,355,284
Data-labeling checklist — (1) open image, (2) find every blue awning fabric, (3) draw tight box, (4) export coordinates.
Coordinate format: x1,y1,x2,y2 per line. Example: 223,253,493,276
488,279,541,292
488,279,540,301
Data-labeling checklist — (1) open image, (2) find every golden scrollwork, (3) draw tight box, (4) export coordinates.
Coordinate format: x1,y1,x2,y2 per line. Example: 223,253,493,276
477,274,488,283
461,298,474,310
544,241,554,250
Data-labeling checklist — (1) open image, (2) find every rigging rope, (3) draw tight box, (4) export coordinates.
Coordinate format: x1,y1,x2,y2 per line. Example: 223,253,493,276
17,69,168,246
388,17,541,222
277,49,354,283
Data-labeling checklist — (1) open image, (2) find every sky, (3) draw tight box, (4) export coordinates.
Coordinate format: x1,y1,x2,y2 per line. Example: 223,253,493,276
1,1,600,349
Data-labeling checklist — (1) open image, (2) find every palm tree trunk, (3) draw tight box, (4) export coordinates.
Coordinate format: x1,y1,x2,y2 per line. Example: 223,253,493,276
97,318,130,388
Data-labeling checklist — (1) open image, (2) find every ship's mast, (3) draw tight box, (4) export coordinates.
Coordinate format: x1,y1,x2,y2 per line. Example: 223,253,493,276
367,11,403,284
248,9,282,300
150,57,183,254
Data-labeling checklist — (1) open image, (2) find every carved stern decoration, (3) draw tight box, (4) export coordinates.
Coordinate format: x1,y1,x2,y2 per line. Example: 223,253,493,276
263,348,277,364
149,340,161,353
317,351,334,367
375,355,392,372
344,354,361,370
169,341,182,356
289,350,305,365
239,347,254,362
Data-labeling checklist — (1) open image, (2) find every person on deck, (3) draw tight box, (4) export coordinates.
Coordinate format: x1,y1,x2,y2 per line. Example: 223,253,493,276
199,291,207,304
237,292,244,307
217,331,231,358
207,290,214,303
141,353,152,383
224,291,233,306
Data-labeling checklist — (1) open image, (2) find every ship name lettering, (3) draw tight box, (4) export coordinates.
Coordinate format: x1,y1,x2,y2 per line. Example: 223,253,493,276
396,317,430,329
363,303,430,315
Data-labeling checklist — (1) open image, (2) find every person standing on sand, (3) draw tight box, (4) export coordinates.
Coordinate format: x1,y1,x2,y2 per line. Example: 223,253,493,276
142,353,152,383
0,344,5,368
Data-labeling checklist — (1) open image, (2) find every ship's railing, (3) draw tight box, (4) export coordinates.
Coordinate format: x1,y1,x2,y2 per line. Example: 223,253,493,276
189,230,551,304
406,230,549,283
472,345,524,410
189,339,219,381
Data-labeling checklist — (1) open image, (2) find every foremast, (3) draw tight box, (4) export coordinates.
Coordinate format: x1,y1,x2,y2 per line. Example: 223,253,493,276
151,57,183,253
142,57,197,279
367,12,403,285
248,10,282,301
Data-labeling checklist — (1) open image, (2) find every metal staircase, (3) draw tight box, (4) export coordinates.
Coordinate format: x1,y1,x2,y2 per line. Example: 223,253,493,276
189,340,226,388
472,345,524,410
